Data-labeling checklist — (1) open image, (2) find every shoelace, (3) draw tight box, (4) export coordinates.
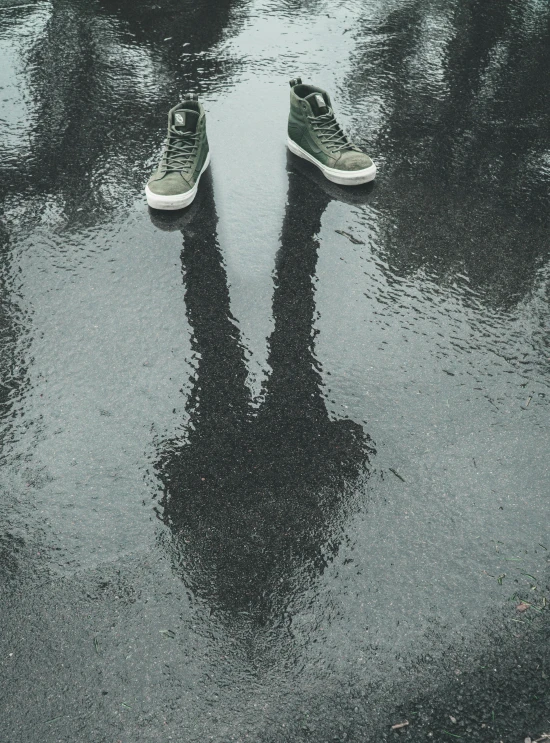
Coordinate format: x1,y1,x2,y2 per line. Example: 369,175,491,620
162,126,198,172
308,111,360,153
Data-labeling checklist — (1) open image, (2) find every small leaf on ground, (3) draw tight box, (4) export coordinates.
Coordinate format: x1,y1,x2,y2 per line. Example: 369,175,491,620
389,468,405,482
391,721,409,730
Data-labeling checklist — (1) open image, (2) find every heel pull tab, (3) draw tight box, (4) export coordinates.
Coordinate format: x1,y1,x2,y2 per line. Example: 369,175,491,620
289,77,302,87
185,93,198,101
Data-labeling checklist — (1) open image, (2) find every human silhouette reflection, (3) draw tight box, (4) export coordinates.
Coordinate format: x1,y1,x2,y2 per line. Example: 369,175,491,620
155,165,374,628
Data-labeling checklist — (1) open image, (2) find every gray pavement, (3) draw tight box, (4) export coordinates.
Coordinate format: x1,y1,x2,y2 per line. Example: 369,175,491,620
0,0,549,741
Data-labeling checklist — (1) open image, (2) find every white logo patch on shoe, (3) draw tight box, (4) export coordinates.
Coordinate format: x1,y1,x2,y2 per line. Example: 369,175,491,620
175,113,185,124
315,94,327,111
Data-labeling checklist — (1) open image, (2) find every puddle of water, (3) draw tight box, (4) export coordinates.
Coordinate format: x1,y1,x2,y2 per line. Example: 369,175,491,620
0,0,549,740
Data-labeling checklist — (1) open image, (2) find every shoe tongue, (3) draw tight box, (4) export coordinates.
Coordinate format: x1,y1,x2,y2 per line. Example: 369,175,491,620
305,92,329,116
171,108,199,133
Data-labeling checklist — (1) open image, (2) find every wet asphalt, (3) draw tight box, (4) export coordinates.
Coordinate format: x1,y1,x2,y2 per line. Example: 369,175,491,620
0,0,549,741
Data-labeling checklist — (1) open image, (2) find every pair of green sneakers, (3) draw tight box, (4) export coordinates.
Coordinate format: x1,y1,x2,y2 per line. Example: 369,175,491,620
145,79,376,211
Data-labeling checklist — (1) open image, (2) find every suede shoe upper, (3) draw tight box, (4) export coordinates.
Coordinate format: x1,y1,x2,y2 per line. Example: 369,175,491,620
148,100,209,197
288,81,373,172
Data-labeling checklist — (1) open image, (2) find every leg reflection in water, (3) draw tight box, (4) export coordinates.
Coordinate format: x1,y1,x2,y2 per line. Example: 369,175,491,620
155,164,375,636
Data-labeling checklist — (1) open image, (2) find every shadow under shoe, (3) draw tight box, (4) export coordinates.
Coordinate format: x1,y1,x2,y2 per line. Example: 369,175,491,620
148,169,213,231
286,150,375,205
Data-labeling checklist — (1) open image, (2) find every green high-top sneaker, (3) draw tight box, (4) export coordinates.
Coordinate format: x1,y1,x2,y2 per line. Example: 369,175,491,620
146,95,210,210
286,78,376,186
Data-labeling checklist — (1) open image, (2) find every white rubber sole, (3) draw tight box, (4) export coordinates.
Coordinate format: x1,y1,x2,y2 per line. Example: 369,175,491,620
287,137,376,185
145,151,211,210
